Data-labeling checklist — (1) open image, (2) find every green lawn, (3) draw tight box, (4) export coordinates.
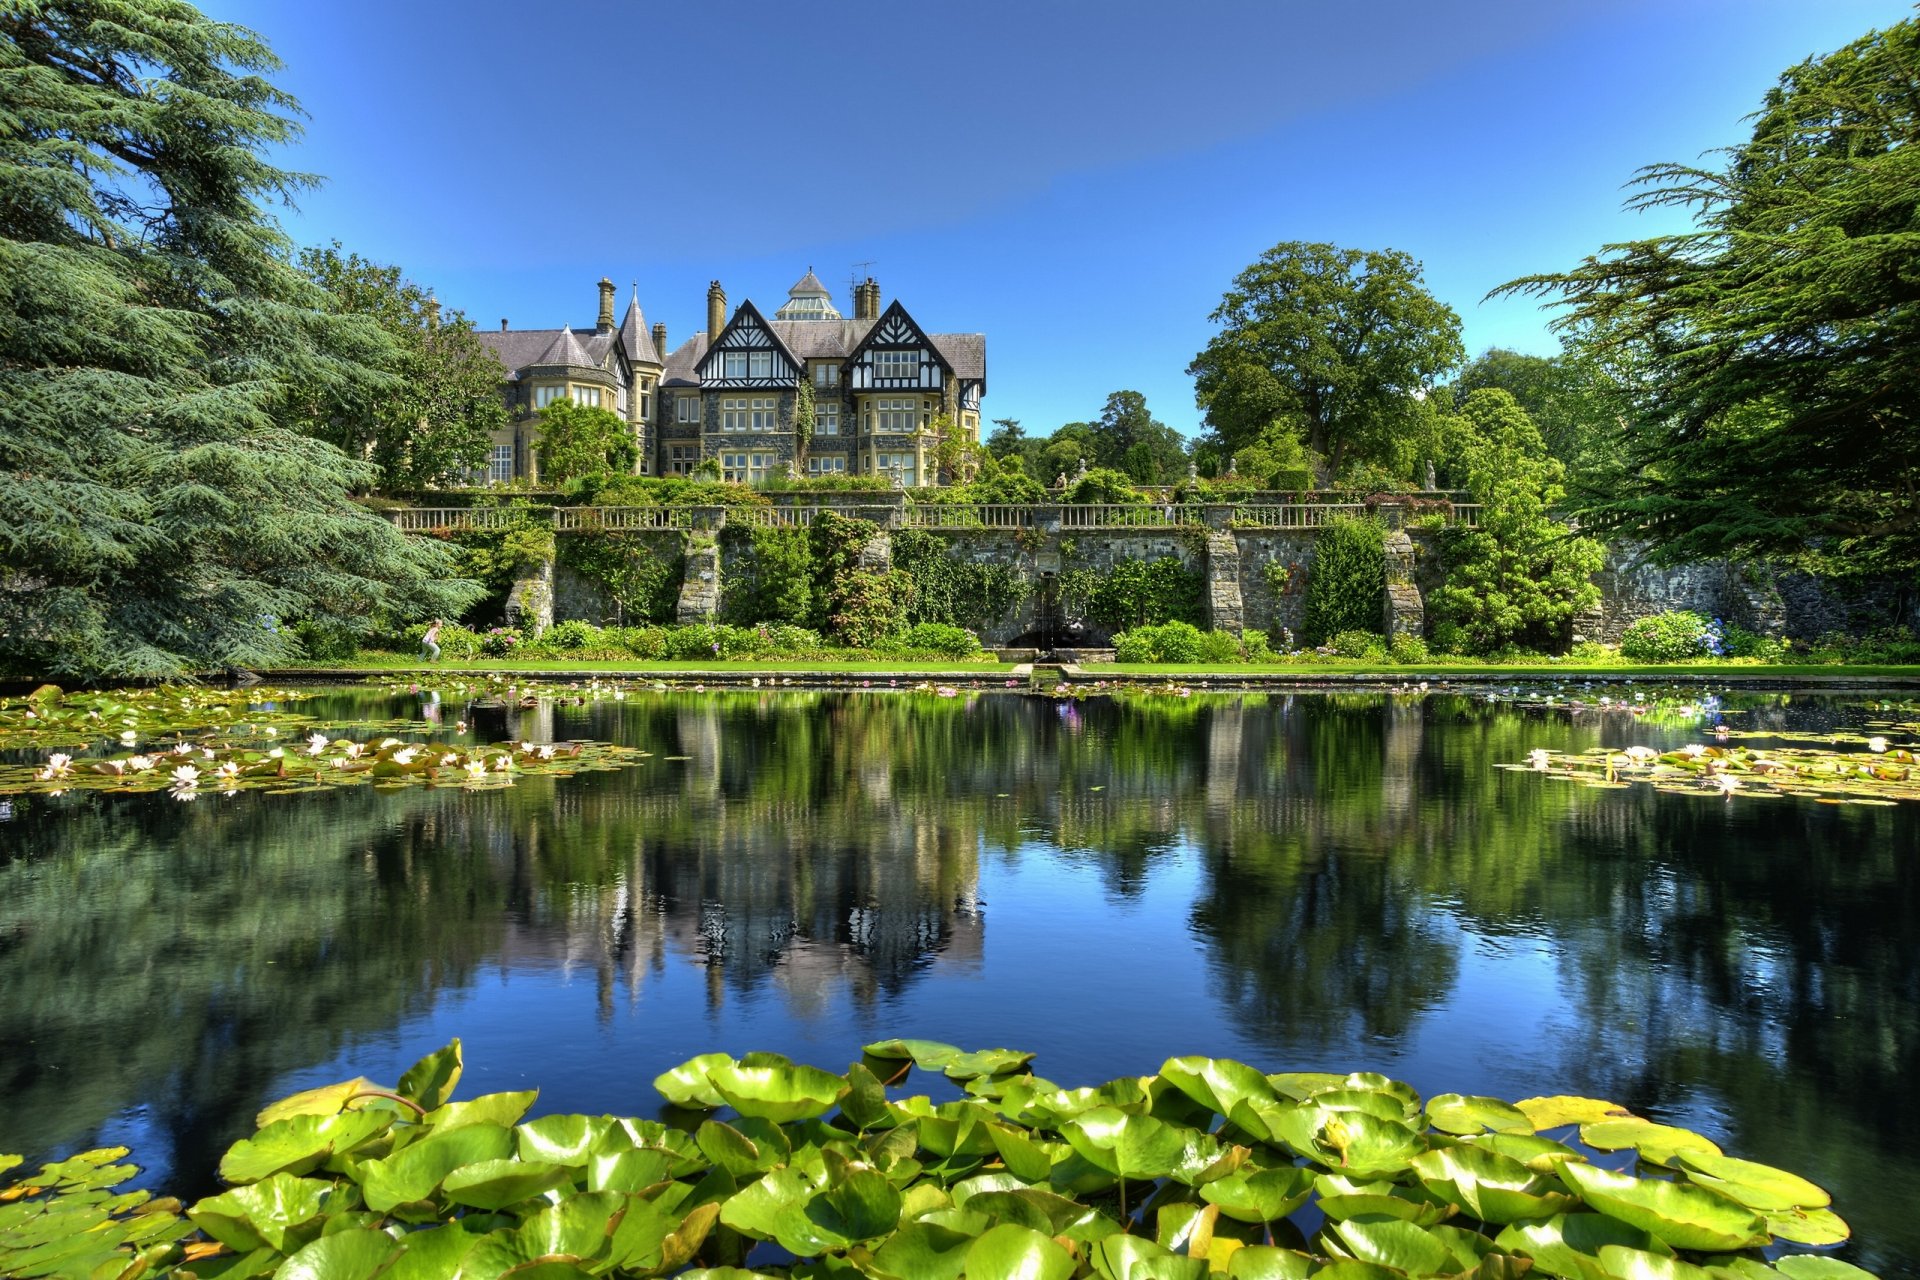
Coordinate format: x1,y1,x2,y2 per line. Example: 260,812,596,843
278,655,1021,675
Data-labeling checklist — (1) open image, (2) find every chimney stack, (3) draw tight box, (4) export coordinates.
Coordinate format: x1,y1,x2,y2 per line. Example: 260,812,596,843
706,280,726,342
597,277,616,332
425,292,439,331
856,277,880,320
652,322,667,358
500,318,509,331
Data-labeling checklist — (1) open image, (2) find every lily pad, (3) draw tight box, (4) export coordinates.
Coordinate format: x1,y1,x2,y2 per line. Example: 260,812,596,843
1556,1161,1767,1252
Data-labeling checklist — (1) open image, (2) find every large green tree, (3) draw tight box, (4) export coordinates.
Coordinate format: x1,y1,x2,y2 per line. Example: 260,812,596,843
0,0,477,679
1447,346,1619,484
293,243,508,490
1188,242,1464,480
534,398,638,484
1502,17,1920,573
1092,389,1189,484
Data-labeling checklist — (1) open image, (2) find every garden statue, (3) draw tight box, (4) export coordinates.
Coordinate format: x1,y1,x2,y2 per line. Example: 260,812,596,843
1425,459,1437,490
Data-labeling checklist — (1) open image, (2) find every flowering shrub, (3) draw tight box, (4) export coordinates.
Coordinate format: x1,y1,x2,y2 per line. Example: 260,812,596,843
480,626,522,657
1619,611,1714,661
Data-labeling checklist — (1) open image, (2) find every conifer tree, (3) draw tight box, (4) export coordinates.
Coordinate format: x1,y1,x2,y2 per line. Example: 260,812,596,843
0,0,478,678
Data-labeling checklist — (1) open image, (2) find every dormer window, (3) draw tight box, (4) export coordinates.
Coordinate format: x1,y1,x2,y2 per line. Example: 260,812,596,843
875,350,918,380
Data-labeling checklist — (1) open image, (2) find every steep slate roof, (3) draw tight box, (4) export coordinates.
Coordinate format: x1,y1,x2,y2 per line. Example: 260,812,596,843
788,268,831,297
930,333,986,382
661,334,710,387
476,323,624,377
474,328,563,379
534,325,595,369
619,295,659,366
768,318,873,359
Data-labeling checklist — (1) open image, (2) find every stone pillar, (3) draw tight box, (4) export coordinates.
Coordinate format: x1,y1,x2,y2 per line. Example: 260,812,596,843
676,535,721,623
1382,528,1423,639
857,530,892,573
1205,532,1245,633
505,555,554,634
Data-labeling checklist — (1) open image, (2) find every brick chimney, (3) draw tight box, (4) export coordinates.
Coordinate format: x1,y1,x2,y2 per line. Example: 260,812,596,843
856,277,880,320
652,322,667,358
707,280,726,342
597,277,616,332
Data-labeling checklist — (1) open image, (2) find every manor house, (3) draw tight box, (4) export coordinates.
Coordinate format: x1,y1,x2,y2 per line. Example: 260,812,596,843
474,272,986,487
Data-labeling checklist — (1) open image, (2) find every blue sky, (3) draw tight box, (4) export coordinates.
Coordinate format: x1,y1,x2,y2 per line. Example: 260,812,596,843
214,0,1909,439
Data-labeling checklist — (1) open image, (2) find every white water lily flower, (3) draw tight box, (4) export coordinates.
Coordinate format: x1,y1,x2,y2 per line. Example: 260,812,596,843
492,754,512,772
536,745,555,760
119,729,138,744
99,759,126,775
1678,743,1707,759
342,741,365,758
440,753,460,766
375,738,400,750
519,741,535,752
263,726,276,737
464,759,489,780
171,786,198,802
173,743,194,756
36,752,73,780
306,733,330,755
170,764,200,788
201,748,215,760
215,761,241,780
128,755,156,772
391,746,420,766
1711,773,1741,796
1867,736,1889,753
1623,746,1658,765
1527,748,1551,771
267,747,285,759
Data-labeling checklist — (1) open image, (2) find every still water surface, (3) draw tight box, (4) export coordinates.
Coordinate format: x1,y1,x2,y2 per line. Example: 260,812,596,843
2,687,1916,1274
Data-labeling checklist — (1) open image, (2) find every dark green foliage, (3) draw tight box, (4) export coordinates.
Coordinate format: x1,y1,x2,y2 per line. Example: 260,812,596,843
891,530,1027,628
1064,468,1147,505
1079,558,1204,631
884,622,983,658
1188,242,1464,477
556,534,682,625
0,0,479,678
292,243,508,489
1502,17,1920,574
827,570,910,648
1326,629,1387,660
719,526,814,626
1112,622,1250,663
1619,611,1716,662
534,399,637,484
1429,391,1603,655
981,394,1190,487
1448,347,1615,484
1302,516,1386,644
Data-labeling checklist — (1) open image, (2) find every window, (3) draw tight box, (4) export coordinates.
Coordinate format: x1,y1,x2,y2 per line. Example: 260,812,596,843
751,397,779,431
807,456,846,475
488,445,514,485
875,397,919,432
749,452,776,483
722,452,749,482
669,445,698,476
677,395,700,423
723,352,747,378
874,452,918,487
640,390,651,418
816,403,839,435
874,350,918,380
722,398,749,431
749,351,772,378
813,362,839,388
569,385,601,408
534,385,564,408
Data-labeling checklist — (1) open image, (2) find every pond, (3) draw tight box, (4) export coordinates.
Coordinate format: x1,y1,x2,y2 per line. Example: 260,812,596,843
2,685,1916,1276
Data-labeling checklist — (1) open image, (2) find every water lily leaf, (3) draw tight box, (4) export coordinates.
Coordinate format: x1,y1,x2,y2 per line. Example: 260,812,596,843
219,1111,392,1184
515,1115,613,1168
1159,1058,1281,1119
1763,1206,1850,1245
807,1163,903,1242
440,1159,571,1211
862,1040,964,1069
1063,1107,1223,1184
965,1187,1105,1237
984,1122,1056,1183
1224,1246,1317,1280
1513,1098,1628,1130
1577,1120,1722,1167
1594,1246,1723,1280
426,1091,538,1131
1556,1162,1766,1252
940,1049,1035,1081
1326,1217,1456,1274
1493,1213,1673,1280
255,1079,383,1128
275,1227,399,1280
358,1124,513,1213
1427,1095,1533,1136
840,1063,892,1132
1197,1168,1314,1223
186,1174,334,1253
1314,1192,1454,1225
1266,1073,1347,1101
1674,1152,1830,1211
1313,1110,1426,1178
697,1120,781,1178
963,1223,1075,1280
1771,1257,1881,1280
1410,1145,1576,1224
380,1224,481,1280
1312,1089,1416,1124
707,1062,846,1123
1090,1232,1209,1280
1460,1133,1584,1174
655,1200,721,1272
512,1192,625,1264
721,1168,842,1256
396,1041,464,1113
584,1146,674,1196
864,1221,975,1280
655,1054,732,1109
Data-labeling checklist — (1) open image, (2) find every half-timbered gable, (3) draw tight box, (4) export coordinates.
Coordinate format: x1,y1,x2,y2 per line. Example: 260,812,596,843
696,301,802,390
845,301,951,392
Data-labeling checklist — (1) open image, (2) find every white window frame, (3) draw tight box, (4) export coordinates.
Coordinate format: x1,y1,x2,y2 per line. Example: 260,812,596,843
488,445,514,484
749,351,773,378
722,452,750,482
723,352,747,378
874,350,918,380
816,403,839,436
748,452,775,484
876,397,918,433
677,395,701,423
570,385,601,408
807,455,846,475
534,384,563,409
751,397,779,431
721,398,750,432
813,362,839,388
